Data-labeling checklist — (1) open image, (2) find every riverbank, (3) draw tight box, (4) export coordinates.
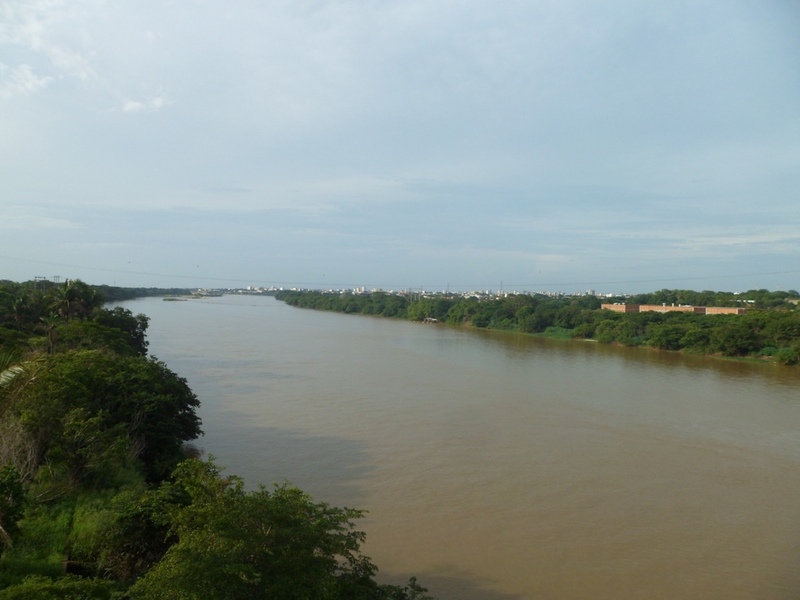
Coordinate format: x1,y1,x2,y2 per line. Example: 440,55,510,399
275,289,800,365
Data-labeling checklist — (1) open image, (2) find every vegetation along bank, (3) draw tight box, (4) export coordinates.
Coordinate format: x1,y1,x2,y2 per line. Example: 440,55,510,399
275,288,800,365
0,278,433,599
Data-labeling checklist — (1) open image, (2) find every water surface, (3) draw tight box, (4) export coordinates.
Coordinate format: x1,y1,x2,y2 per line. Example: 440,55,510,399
124,295,800,600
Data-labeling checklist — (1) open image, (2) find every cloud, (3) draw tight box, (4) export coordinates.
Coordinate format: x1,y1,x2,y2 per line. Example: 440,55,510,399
0,206,78,230
0,63,55,98
0,0,100,94
668,228,800,256
120,95,169,113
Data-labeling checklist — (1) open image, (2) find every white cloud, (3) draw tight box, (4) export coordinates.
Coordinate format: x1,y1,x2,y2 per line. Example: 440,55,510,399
46,43,96,81
0,63,55,98
120,95,169,113
670,229,800,255
0,0,100,85
0,206,78,230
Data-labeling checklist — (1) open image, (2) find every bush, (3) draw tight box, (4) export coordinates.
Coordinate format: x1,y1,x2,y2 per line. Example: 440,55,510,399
776,347,800,365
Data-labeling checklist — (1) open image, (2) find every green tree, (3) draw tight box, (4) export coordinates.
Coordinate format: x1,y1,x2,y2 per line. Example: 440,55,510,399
593,319,618,343
130,459,432,600
51,280,104,323
614,320,643,346
38,314,60,354
775,346,800,365
680,325,711,353
4,350,201,484
709,319,759,356
92,484,181,581
0,352,25,389
763,313,800,348
0,465,24,550
55,307,149,356
444,298,479,326
646,322,688,351
54,409,128,487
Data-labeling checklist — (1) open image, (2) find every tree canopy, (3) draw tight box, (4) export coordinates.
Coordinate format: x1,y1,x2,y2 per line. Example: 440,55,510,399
129,459,432,600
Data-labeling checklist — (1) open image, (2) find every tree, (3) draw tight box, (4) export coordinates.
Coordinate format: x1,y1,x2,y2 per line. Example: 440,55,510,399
10,297,28,331
709,319,759,356
763,313,800,348
38,314,60,354
51,280,104,323
0,351,24,388
55,409,128,487
0,353,42,483
92,484,181,582
0,465,24,550
593,319,618,343
3,350,202,485
775,346,800,365
646,323,687,351
444,298,479,326
680,325,711,353
55,318,147,357
130,459,433,600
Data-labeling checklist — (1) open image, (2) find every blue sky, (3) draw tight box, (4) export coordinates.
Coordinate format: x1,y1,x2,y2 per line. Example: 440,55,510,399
1,0,799,294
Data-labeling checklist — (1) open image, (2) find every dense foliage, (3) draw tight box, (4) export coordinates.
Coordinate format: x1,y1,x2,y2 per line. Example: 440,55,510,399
0,280,433,599
276,289,800,364
89,285,194,304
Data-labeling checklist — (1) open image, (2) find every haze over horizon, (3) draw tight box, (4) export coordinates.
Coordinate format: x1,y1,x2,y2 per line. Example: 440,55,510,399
2,1,799,295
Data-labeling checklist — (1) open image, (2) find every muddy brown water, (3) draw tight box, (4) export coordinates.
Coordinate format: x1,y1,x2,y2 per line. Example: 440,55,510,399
123,295,800,600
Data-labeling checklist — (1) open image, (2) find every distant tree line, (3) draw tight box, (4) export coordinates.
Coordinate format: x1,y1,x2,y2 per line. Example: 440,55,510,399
0,280,434,599
93,285,195,303
276,289,800,365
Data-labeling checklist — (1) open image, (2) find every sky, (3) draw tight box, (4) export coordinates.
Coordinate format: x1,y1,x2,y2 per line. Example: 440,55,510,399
1,0,799,294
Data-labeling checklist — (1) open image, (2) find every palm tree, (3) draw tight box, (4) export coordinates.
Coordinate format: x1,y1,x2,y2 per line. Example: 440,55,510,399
0,351,24,389
0,290,14,329
75,284,104,318
39,314,60,354
10,297,29,331
52,280,103,321
53,282,79,321
0,352,43,485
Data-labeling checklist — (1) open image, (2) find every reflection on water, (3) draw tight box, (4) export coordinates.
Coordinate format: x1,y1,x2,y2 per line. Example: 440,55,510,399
125,295,800,600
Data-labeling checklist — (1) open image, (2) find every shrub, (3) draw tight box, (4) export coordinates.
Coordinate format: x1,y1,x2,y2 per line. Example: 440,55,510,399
776,347,800,365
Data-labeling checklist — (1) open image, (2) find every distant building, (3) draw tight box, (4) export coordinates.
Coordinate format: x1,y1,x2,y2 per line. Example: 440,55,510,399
601,303,746,315
703,306,747,315
639,304,696,313
601,303,639,313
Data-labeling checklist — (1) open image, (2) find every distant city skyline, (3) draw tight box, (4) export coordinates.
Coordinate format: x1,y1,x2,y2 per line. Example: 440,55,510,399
2,1,799,294
7,263,799,298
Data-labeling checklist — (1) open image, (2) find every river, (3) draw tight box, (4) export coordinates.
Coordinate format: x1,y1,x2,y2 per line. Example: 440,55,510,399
122,294,800,600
